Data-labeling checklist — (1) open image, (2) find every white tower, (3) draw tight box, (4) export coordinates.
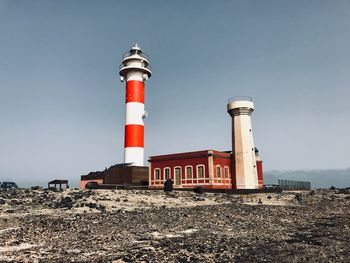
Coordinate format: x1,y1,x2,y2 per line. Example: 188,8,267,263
119,44,152,166
227,96,259,189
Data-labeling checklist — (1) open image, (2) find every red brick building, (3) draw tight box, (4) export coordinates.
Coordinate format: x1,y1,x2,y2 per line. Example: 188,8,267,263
148,149,264,190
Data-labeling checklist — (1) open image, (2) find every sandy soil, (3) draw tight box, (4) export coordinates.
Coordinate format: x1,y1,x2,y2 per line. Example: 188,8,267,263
0,188,349,262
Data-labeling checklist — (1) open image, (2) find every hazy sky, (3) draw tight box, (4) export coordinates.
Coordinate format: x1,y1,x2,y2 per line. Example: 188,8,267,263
1,0,349,187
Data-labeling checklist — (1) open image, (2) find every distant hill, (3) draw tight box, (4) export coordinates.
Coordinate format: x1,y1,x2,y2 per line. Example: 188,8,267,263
264,168,350,189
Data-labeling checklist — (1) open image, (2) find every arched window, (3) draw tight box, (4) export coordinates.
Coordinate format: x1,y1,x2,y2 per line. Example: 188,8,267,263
174,166,182,185
196,165,205,179
224,166,229,178
185,165,193,179
154,168,160,180
216,165,222,178
164,167,171,180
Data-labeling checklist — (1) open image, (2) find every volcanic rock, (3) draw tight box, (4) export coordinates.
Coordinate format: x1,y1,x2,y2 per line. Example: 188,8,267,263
0,189,349,262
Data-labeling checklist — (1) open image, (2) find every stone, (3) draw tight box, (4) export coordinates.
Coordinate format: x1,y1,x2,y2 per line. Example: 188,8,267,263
295,193,302,202
0,188,349,262
87,202,97,209
194,186,203,194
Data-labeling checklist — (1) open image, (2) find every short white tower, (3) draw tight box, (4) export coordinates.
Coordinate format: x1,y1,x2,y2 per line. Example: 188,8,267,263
227,96,259,189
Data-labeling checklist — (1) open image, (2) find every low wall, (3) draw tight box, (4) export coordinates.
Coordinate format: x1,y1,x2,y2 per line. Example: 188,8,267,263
80,179,104,189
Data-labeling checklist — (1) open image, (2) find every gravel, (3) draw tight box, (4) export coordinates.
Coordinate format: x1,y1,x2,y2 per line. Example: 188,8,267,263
0,188,349,262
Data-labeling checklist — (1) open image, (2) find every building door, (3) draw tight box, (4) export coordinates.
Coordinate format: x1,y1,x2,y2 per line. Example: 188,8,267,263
174,167,181,186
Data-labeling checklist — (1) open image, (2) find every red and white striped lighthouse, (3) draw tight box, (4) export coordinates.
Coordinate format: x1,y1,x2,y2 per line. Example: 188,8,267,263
119,44,152,166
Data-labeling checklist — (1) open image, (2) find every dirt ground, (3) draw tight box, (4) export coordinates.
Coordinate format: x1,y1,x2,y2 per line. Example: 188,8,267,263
0,188,349,262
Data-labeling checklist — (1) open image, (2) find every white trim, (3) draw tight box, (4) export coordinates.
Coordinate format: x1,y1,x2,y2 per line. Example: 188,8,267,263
196,164,205,179
149,164,152,184
163,167,171,181
209,178,232,183
154,168,161,181
174,183,230,186
208,153,214,181
185,165,193,180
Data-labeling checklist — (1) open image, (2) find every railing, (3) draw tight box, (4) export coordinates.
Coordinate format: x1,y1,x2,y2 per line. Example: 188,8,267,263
227,96,253,104
122,51,149,61
119,63,152,71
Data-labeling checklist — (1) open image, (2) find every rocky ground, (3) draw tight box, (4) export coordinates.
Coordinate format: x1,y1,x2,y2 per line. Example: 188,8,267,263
0,188,349,262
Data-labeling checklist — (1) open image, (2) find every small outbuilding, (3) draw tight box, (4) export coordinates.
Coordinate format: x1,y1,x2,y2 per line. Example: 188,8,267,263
80,163,149,188
48,179,69,190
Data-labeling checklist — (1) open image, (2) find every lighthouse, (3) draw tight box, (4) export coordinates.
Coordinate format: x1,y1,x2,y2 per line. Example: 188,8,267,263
119,44,152,166
227,96,259,189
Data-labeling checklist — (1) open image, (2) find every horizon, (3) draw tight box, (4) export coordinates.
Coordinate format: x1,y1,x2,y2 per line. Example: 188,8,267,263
1,1,349,188
3,166,349,189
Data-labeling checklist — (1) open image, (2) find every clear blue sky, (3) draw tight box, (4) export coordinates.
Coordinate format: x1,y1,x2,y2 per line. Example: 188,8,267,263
1,0,349,187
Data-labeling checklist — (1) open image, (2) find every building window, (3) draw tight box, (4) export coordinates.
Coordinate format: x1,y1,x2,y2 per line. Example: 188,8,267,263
154,168,160,180
197,165,205,179
224,166,229,178
174,167,182,185
185,166,193,179
216,165,222,178
164,168,171,180
174,167,181,177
